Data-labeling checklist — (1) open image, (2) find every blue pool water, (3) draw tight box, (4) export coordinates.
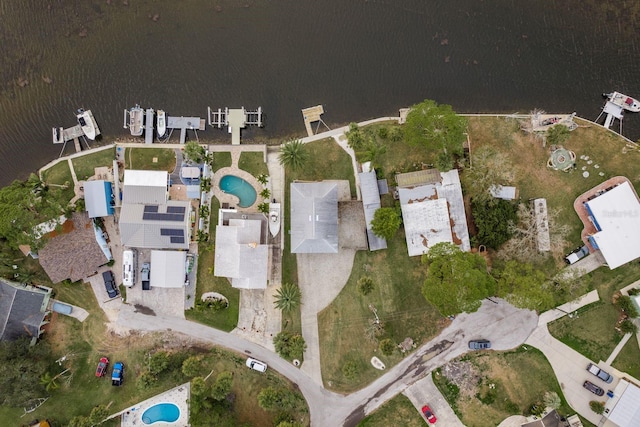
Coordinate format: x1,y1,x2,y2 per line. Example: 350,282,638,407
219,175,257,208
141,403,180,425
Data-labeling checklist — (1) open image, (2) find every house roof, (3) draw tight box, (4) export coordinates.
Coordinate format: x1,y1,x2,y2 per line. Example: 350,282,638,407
123,170,168,204
290,182,339,253
396,169,441,188
119,201,190,249
489,185,518,200
586,181,640,269
0,280,51,342
521,410,562,427
38,212,109,283
150,251,186,288
214,219,269,289
605,379,640,427
84,180,114,218
399,169,470,256
358,171,387,251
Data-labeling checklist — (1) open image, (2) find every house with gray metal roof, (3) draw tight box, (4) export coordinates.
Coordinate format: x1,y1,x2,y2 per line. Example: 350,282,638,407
84,180,115,218
290,182,339,253
119,201,191,249
0,279,52,345
358,170,387,251
399,169,470,257
214,218,269,289
122,170,168,204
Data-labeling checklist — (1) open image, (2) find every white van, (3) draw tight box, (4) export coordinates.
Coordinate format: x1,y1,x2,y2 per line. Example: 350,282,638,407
122,250,136,287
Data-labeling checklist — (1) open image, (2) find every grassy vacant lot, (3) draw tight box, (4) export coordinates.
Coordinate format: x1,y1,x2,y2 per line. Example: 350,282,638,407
238,151,269,177
71,146,116,181
357,394,423,427
433,346,576,427
211,151,232,171
281,138,358,335
186,198,240,332
124,147,176,172
318,232,444,393
548,261,640,363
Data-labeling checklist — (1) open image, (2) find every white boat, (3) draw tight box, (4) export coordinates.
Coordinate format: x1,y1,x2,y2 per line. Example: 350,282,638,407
157,109,166,137
77,109,96,140
268,202,281,237
52,127,64,144
129,104,144,136
605,92,640,113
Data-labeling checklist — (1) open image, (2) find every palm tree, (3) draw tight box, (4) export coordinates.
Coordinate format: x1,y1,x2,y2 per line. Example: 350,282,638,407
273,283,302,313
40,372,59,392
278,139,309,171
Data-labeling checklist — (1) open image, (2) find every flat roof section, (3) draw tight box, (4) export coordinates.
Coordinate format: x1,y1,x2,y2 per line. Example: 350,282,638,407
150,250,186,288
586,181,640,269
396,169,441,188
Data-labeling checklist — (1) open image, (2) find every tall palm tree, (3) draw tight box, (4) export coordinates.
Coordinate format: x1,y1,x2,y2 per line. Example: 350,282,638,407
273,283,302,313
278,139,309,171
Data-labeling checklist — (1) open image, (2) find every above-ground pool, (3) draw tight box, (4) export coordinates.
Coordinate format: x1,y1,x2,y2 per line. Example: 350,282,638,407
142,403,180,425
219,175,257,208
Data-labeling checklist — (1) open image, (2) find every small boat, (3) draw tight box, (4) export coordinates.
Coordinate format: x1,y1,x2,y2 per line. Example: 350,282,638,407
157,109,166,137
52,127,64,144
77,108,96,140
605,92,640,113
268,202,281,237
128,104,144,136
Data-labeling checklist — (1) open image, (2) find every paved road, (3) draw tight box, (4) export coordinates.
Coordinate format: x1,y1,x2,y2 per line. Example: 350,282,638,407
117,297,537,426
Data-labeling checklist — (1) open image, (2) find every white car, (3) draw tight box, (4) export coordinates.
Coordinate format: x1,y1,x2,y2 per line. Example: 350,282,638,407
246,358,267,372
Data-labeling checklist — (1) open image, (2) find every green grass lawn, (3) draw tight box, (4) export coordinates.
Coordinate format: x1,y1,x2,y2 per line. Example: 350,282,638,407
612,333,640,379
71,146,116,181
42,160,73,186
211,151,232,171
358,394,423,427
432,346,578,427
124,147,176,172
318,232,444,393
238,151,268,177
186,197,240,332
548,262,640,363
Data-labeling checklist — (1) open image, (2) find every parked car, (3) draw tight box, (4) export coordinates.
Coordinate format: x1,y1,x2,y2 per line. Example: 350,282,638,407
111,362,124,386
95,357,109,377
468,339,491,350
102,270,118,298
245,358,267,373
587,363,613,383
565,245,589,265
583,380,605,396
141,262,150,290
421,405,437,424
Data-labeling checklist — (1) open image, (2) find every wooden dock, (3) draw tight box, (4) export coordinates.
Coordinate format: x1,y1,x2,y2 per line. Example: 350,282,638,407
301,105,330,137
53,109,100,154
207,106,263,144
166,116,205,144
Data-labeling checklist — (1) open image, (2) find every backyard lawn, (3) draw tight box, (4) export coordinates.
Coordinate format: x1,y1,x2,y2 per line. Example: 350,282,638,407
211,151,232,171
71,146,116,181
238,151,269,177
357,394,423,427
124,147,176,172
41,160,73,186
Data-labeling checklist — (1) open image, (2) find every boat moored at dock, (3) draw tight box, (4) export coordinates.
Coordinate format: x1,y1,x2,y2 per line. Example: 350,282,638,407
52,127,64,144
269,202,281,237
605,92,640,113
124,104,144,136
77,109,97,140
157,110,166,137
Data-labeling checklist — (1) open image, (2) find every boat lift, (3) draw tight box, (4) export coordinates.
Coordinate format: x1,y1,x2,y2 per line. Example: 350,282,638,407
207,106,263,145
595,100,624,135
52,109,99,156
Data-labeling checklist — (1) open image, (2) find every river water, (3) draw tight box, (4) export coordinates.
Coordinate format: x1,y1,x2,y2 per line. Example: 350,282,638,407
1,0,639,186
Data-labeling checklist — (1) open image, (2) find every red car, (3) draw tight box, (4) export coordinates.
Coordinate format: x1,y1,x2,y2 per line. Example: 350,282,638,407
421,405,437,424
96,357,109,377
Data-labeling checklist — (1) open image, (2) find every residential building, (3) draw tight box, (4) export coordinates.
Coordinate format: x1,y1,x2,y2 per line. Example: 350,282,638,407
84,180,115,218
358,170,387,251
0,279,52,345
149,250,187,288
290,182,339,253
602,379,640,427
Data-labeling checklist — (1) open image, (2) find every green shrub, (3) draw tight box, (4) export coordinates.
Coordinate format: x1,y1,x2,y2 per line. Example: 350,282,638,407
615,295,639,318
342,361,359,380
379,339,395,356
620,319,638,334
357,276,375,295
589,400,605,414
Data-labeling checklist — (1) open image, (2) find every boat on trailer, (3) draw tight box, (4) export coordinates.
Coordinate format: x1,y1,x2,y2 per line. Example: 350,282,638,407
269,202,281,237
52,127,64,144
605,92,640,113
127,104,144,136
157,109,167,137
77,109,96,140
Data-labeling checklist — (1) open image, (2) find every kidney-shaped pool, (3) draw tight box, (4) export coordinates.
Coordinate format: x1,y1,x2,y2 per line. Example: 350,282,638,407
142,402,180,425
219,175,257,208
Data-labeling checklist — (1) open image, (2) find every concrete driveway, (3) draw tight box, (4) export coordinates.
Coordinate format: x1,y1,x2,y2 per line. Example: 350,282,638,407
404,373,465,426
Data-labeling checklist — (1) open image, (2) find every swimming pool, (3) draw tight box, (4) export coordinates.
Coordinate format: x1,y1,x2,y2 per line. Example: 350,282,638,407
141,403,180,425
219,175,257,208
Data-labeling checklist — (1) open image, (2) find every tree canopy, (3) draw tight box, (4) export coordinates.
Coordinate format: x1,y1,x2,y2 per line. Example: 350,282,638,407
279,139,309,171
495,260,553,310
463,145,515,203
370,207,402,240
273,282,302,313
421,242,496,316
274,331,307,360
0,337,51,406
183,141,206,163
404,99,467,169
471,198,518,249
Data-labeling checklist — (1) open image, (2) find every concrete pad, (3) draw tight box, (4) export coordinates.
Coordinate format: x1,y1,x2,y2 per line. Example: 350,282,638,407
403,373,465,426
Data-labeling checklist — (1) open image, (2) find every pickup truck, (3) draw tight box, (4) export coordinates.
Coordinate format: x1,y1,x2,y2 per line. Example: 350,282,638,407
141,262,150,290
587,363,613,383
111,362,124,386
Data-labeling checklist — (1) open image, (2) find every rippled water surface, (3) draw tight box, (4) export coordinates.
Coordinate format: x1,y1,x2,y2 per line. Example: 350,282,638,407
1,0,639,185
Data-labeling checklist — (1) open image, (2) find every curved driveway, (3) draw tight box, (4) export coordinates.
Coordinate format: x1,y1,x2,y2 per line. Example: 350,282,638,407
117,298,537,426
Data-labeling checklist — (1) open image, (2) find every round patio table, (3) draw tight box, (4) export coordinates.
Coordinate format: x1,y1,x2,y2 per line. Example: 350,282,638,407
549,148,575,171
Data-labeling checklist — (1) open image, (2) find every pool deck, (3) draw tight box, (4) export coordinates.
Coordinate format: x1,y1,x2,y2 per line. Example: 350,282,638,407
119,382,190,427
210,145,266,212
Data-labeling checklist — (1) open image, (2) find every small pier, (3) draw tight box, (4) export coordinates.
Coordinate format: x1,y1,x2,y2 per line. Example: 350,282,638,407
166,116,206,144
301,105,330,137
53,109,100,155
145,108,155,144
596,101,624,134
207,106,263,145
